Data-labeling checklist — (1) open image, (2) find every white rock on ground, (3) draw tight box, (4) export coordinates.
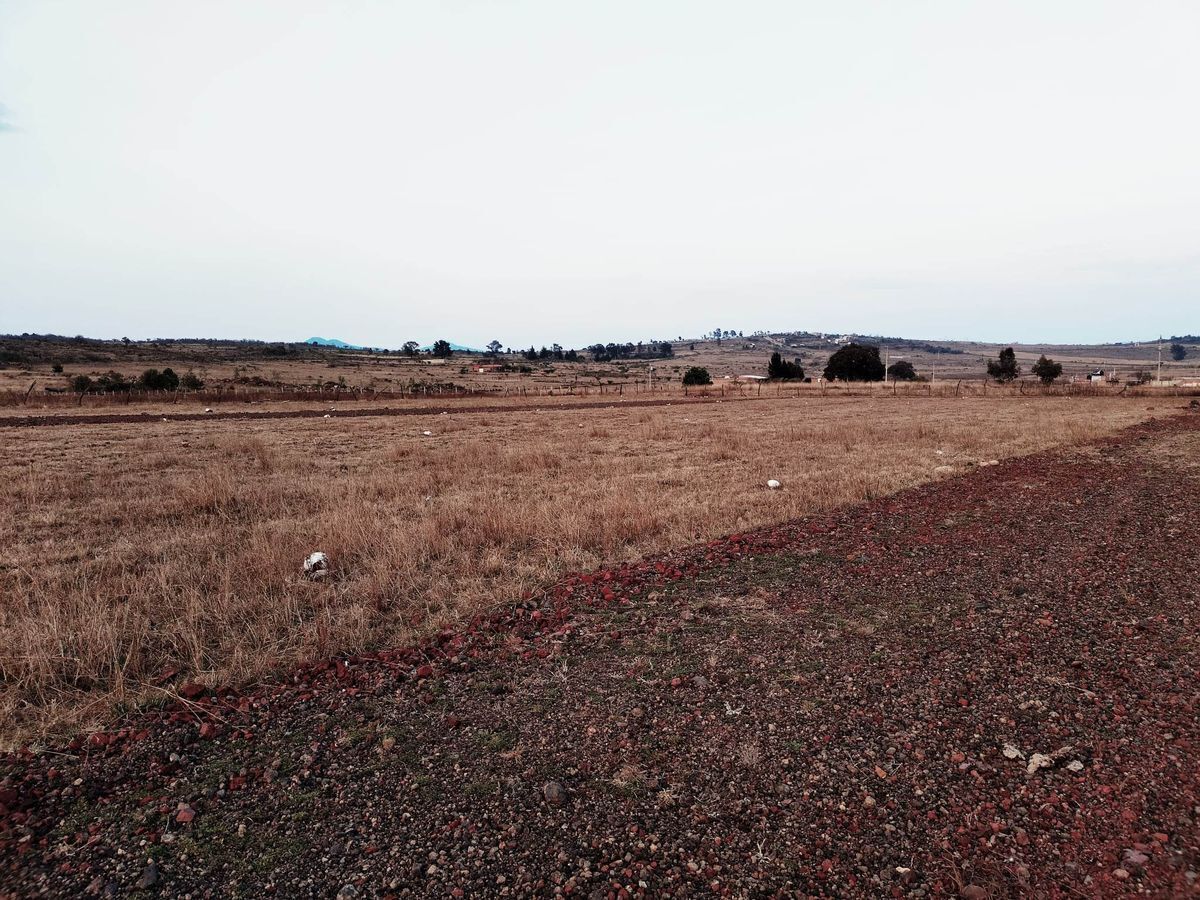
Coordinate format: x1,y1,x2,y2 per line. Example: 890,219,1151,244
1026,753,1053,775
303,552,330,579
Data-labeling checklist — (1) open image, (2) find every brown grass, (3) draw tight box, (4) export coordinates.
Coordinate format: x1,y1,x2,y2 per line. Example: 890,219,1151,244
0,395,1165,747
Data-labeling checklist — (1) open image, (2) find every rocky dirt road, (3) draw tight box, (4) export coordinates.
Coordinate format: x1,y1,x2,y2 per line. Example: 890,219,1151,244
2,415,1198,898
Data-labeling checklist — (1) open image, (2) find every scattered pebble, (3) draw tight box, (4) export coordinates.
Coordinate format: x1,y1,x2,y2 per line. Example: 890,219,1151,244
137,863,160,890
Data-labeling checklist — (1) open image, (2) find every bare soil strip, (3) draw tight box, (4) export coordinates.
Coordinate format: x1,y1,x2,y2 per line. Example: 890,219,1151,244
0,395,731,428
2,415,1198,897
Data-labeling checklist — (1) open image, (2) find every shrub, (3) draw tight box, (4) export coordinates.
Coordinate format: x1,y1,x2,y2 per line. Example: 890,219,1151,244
886,360,918,381
1031,355,1063,385
767,352,805,380
179,372,205,391
986,348,1020,383
51,363,64,374
682,366,712,386
139,368,180,391
71,374,94,393
96,371,131,392
1171,342,1187,361
823,344,884,381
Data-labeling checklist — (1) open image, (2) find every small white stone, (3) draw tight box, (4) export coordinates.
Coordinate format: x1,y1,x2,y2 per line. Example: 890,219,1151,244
767,479,781,490
1026,752,1053,775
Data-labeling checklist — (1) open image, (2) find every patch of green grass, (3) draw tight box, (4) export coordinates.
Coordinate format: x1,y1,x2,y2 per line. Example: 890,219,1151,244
475,729,517,753
241,834,310,878
188,750,242,789
464,779,499,798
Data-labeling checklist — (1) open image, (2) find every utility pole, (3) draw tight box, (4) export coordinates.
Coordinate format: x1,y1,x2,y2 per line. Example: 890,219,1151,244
1157,336,1163,383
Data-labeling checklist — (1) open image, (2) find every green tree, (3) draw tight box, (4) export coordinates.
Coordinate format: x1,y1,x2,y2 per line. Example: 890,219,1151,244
139,368,180,391
1030,355,1063,385
682,366,712,386
1170,342,1187,361
402,341,420,357
71,374,93,393
767,352,804,379
823,344,885,382
487,340,503,356
986,347,1020,383
96,371,131,392
431,339,453,358
886,360,918,381
179,371,204,390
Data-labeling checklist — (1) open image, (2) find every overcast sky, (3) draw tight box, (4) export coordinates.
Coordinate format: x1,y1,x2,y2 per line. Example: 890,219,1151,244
2,1,1198,349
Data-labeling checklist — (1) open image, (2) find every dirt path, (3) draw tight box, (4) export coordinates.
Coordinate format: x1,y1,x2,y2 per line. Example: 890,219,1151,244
2,415,1198,897
0,395,742,429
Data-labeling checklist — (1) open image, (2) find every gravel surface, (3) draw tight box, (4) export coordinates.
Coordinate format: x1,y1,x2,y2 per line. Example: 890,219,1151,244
2,413,1198,898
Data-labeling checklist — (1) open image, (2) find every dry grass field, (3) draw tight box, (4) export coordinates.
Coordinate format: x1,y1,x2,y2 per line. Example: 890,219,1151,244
0,395,1169,747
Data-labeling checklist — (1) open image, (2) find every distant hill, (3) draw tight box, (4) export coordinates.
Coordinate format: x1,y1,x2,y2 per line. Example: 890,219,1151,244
419,342,483,354
306,337,364,350
306,337,484,353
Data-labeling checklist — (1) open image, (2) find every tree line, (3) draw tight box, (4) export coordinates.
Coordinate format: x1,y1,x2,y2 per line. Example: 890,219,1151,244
403,339,677,362
69,368,205,394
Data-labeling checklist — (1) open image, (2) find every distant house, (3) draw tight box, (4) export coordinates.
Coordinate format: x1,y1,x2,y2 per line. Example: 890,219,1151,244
1087,369,1105,383
475,364,505,374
